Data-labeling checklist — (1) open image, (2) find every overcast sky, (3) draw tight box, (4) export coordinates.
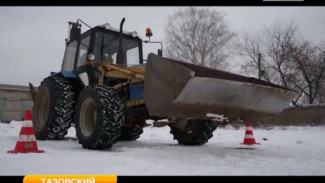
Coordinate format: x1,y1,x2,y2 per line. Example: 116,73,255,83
0,6,324,86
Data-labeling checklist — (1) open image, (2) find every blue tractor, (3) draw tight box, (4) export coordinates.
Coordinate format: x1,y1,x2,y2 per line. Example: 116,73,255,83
30,18,297,150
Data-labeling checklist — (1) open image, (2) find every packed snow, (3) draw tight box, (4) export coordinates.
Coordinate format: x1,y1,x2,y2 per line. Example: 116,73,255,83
1,121,325,175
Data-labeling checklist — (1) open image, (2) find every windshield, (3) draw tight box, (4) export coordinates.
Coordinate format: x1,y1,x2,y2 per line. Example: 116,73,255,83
93,32,141,66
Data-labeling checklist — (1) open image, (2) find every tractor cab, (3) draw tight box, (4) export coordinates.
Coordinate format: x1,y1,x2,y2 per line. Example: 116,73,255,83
61,20,144,76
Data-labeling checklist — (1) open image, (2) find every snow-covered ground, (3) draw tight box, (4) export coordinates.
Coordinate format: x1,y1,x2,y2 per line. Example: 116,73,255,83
1,121,325,175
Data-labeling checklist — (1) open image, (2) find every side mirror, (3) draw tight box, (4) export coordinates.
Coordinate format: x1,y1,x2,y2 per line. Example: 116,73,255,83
158,49,162,56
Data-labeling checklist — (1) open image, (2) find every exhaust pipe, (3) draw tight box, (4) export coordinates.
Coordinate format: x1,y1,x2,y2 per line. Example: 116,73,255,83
116,18,125,65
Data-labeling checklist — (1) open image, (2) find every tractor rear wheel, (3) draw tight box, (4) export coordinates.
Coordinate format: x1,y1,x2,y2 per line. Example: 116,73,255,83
118,117,145,141
169,119,217,145
75,85,123,149
33,76,76,140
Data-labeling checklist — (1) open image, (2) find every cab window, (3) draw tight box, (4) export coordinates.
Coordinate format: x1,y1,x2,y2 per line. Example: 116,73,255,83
76,35,91,67
61,41,77,71
93,32,141,66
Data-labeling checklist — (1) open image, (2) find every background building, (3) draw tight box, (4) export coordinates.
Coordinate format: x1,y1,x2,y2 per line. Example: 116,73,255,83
0,84,33,123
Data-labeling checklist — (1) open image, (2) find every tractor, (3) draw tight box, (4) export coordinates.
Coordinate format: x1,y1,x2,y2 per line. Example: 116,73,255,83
29,18,297,149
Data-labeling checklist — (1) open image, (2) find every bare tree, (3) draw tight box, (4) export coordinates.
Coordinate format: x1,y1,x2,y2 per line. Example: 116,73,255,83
236,32,273,82
317,74,325,103
237,21,298,87
237,21,325,104
262,22,298,88
289,41,325,104
316,42,325,103
165,7,235,69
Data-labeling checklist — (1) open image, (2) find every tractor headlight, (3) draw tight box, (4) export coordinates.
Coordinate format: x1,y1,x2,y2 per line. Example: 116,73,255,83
104,23,111,30
131,31,138,37
88,53,95,61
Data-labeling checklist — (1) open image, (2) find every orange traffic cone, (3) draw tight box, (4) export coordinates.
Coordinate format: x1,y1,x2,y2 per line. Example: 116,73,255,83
241,122,260,145
7,110,45,154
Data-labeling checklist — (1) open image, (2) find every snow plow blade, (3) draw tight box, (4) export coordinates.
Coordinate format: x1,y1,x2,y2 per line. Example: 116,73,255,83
144,53,298,121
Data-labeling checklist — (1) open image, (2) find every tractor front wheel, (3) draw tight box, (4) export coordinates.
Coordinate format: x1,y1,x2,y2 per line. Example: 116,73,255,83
75,85,123,149
118,117,145,141
169,119,217,145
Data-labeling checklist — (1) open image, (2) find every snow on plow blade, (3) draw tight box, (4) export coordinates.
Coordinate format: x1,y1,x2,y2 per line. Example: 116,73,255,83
144,53,298,121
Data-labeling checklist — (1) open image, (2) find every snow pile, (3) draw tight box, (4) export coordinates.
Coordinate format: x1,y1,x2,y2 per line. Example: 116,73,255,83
1,121,325,175
287,103,325,109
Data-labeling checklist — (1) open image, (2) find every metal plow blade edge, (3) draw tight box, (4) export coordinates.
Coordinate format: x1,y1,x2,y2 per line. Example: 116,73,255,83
144,53,298,121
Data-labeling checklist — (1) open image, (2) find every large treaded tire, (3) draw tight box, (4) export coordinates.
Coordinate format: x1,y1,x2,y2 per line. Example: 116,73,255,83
169,120,217,145
33,76,76,140
75,85,123,149
119,126,144,141
118,117,145,141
